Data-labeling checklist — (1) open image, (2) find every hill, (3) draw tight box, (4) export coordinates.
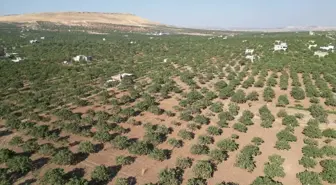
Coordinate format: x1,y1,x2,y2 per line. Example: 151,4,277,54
0,12,161,27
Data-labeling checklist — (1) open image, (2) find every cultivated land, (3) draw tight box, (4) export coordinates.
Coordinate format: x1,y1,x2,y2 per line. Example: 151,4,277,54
0,20,336,185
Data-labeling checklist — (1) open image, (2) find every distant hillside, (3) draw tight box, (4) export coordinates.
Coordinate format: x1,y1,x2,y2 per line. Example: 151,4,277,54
0,12,161,27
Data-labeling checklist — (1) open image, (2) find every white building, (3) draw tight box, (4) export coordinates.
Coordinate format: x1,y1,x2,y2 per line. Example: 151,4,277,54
320,45,334,51
111,73,133,82
309,31,315,36
245,49,254,55
40,37,45,40
103,38,106,41
12,57,23,62
308,44,317,50
245,55,256,62
314,51,329,58
29,39,38,44
73,55,88,62
274,42,288,51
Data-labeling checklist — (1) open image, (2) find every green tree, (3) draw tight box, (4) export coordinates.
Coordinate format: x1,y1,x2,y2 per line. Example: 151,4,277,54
158,167,183,185
6,156,32,174
296,170,322,185
192,160,214,179
40,168,66,185
51,149,74,165
91,165,110,182
176,157,193,169
78,141,95,154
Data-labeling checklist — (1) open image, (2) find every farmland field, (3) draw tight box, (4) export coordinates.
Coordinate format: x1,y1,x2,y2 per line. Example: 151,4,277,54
0,23,336,185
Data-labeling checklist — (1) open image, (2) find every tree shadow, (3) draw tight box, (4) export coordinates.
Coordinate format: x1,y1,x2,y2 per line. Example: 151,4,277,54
0,129,12,137
94,143,104,153
108,165,122,180
65,168,85,180
33,157,49,170
127,176,137,185
17,178,36,185
73,152,89,165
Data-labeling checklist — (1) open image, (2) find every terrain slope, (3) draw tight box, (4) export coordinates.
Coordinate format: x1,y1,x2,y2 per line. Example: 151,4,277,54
0,12,161,27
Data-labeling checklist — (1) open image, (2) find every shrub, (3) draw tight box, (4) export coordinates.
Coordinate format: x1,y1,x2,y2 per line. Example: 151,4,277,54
115,155,135,166
192,160,214,179
302,145,322,158
216,138,239,152
178,129,194,140
198,135,214,145
179,111,193,121
214,81,227,90
264,155,285,178
176,157,193,169
149,148,170,161
250,176,283,185
115,178,128,185
193,115,210,125
309,104,328,122
302,122,322,138
91,165,110,182
210,102,223,113
51,149,74,165
128,141,153,155
144,131,167,145
295,113,304,119
263,87,275,102
190,144,209,155
93,131,112,142
322,128,336,138
6,156,32,174
282,115,299,127
0,149,15,164
239,110,254,125
246,91,259,101
38,143,56,156
167,138,183,148
206,126,222,136
158,167,183,185
296,170,322,185
276,130,297,142
218,111,235,121
209,149,228,163
21,139,39,153
277,109,287,118
9,136,23,146
277,95,289,107
186,178,207,185
291,86,305,100
228,103,240,116
217,119,229,128
187,123,201,131
303,138,318,146
320,159,336,183
233,123,248,133
251,137,264,146
231,89,247,103
274,140,291,150
111,135,130,150
321,145,336,157
78,141,95,154
40,168,66,185
299,156,317,168
310,97,319,103
219,86,234,99
65,177,89,185
235,145,260,172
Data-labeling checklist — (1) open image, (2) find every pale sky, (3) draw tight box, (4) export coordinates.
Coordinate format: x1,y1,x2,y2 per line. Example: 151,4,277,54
1,0,335,28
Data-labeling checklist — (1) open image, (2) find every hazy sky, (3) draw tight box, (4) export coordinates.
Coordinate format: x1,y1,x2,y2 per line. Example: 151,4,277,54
1,0,335,28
